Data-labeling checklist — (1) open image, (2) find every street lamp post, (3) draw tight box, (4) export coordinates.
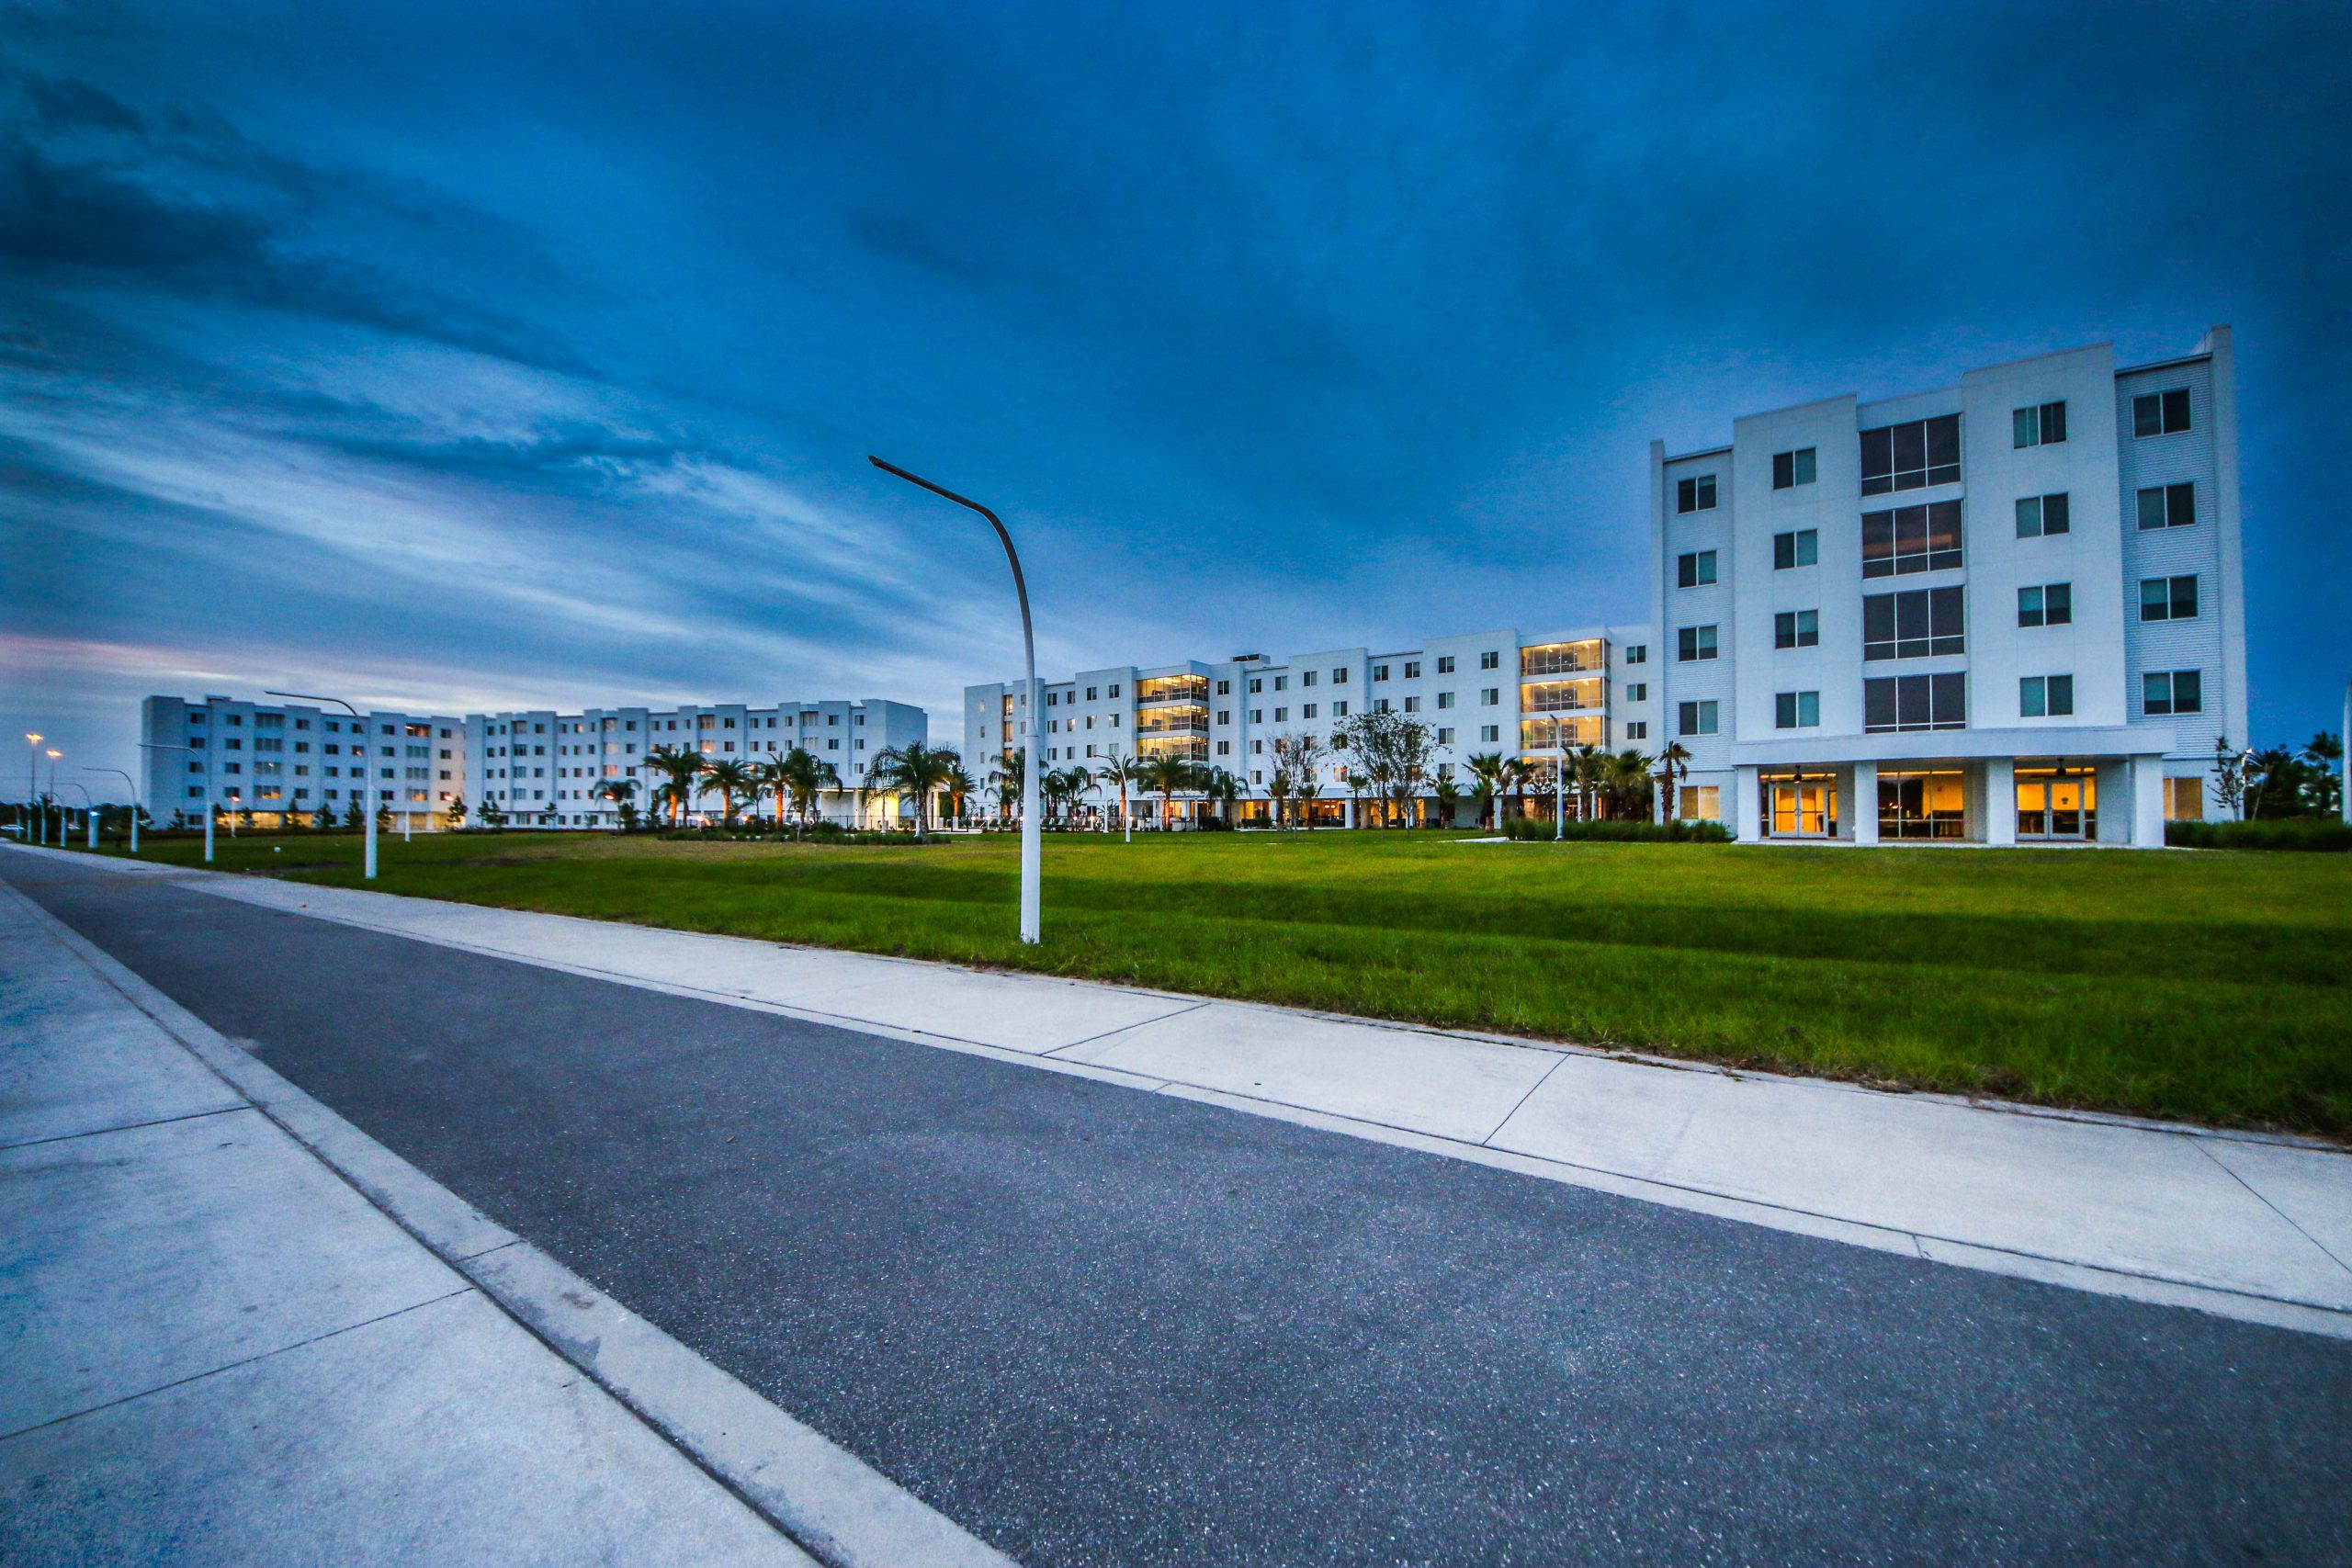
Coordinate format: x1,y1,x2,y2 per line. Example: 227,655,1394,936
137,742,211,862
62,781,96,848
87,767,141,853
867,457,1041,944
23,732,40,845
266,692,375,879
46,749,62,845
1551,716,1566,841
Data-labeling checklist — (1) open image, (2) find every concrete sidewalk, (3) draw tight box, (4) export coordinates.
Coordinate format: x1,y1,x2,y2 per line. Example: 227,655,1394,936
17,843,2352,1338
0,883,813,1564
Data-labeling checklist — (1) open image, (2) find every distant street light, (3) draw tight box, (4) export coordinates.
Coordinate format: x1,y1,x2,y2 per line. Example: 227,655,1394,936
138,742,212,863
87,767,141,853
23,731,40,844
869,457,1041,943
45,749,62,846
62,780,96,849
267,691,376,879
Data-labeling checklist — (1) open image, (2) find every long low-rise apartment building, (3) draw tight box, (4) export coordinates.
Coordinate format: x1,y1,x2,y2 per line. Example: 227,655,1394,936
141,692,929,830
1651,327,2244,845
966,626,1657,825
140,694,469,831
469,698,927,828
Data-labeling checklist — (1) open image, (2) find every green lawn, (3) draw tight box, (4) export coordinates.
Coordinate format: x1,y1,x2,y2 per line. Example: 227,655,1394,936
45,829,2352,1138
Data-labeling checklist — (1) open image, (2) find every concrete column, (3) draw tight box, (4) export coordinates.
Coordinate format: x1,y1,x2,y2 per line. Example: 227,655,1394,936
1732,766,1761,843
2132,757,2166,848
1343,797,1355,829
1850,761,1879,845
1984,757,2017,847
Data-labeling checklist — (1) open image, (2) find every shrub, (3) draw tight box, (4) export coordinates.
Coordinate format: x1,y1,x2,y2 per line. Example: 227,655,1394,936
1499,816,1731,843
2166,818,2352,852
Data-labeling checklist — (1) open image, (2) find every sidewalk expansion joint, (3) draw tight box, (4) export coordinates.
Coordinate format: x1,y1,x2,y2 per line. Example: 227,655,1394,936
0,1101,250,1153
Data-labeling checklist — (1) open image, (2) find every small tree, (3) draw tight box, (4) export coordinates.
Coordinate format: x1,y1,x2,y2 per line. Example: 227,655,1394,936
1271,732,1328,829
1432,774,1462,828
2211,735,2248,819
480,798,508,830
446,797,469,830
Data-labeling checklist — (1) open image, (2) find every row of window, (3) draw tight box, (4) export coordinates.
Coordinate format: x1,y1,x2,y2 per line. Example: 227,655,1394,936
1685,573,2194,669
1671,389,2191,514
1672,669,2203,738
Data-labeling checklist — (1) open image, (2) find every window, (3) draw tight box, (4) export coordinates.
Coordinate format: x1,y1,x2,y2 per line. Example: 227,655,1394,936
1678,700,1719,736
1625,721,1647,740
1775,691,1821,729
2165,777,2204,821
1479,725,1498,742
1678,549,1718,587
1480,688,1498,705
1249,678,1262,694
2012,401,2067,448
1623,645,1646,665
1332,667,1349,682
1624,682,1647,702
1864,673,1967,732
1677,625,1718,661
2019,675,2075,717
1861,501,1962,576
1773,529,1817,570
1774,609,1819,649
2140,575,2199,621
1333,701,1350,716
1480,650,1500,670
1676,474,1717,513
1435,692,1453,709
1863,587,1965,660
2143,670,2202,716
1373,664,1390,682
1433,656,1453,674
1772,447,1816,489
2018,583,2073,627
1250,710,1262,724
1679,784,1721,821
1274,674,1289,691
1437,728,1454,744
1860,413,1960,494
2015,492,2071,537
2132,388,2192,436
1372,698,1390,714
1402,696,1420,713
2137,482,2195,530
1303,703,1318,719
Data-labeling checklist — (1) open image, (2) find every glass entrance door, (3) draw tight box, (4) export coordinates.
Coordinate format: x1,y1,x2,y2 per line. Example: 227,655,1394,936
1766,778,1833,837
2017,770,2096,840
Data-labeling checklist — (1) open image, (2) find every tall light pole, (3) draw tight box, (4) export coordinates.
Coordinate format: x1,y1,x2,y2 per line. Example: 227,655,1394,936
45,749,62,845
137,742,211,863
1550,716,1566,841
267,692,375,880
88,767,141,852
62,781,96,848
868,457,1040,944
23,732,40,843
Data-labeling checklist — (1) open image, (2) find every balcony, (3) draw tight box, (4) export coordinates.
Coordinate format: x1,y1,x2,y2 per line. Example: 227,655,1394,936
1521,641,1604,677
1137,715,1209,735
1136,676,1210,705
1521,677,1604,714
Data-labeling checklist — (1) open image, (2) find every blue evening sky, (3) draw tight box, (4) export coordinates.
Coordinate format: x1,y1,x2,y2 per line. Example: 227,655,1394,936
5,0,2347,788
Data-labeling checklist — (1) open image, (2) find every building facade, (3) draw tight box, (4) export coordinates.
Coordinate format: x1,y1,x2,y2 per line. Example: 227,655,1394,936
467,698,927,828
1651,328,2244,845
965,626,1656,825
140,694,468,831
140,692,929,831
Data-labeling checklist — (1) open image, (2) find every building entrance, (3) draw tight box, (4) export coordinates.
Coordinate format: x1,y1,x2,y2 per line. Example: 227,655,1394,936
1762,773,1836,838
2016,767,2096,840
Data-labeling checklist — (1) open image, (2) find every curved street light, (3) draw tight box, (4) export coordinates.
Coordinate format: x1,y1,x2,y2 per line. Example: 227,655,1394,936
867,457,1041,944
137,741,213,863
61,780,96,849
266,691,376,879
87,766,141,853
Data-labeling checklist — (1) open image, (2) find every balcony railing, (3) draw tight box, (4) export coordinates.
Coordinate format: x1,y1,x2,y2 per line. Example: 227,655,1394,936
1136,679,1210,704
1521,694,1596,714
1521,643,1604,676
1137,716,1209,735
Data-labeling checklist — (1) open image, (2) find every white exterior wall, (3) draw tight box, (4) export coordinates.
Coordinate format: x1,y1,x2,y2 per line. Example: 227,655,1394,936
473,698,927,828
1648,328,2242,844
140,694,466,829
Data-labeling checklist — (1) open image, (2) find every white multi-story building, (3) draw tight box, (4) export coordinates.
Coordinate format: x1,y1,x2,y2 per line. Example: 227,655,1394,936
140,694,468,830
1650,327,2244,845
966,626,1655,825
469,698,927,828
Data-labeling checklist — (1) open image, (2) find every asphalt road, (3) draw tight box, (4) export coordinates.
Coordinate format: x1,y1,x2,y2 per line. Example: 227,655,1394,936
8,854,2349,1566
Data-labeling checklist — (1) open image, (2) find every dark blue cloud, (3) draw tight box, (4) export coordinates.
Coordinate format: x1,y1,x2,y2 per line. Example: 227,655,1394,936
4,0,2347,790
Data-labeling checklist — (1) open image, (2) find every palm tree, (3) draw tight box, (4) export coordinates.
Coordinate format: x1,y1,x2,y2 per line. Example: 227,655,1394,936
700,757,754,828
1465,751,1509,831
1502,755,1534,828
944,762,978,827
594,777,639,831
647,745,704,828
1604,749,1652,820
1654,740,1692,824
767,747,841,834
1198,765,1240,828
1570,742,1605,822
1095,750,1140,840
1432,774,1462,828
865,741,961,839
1136,752,1199,829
